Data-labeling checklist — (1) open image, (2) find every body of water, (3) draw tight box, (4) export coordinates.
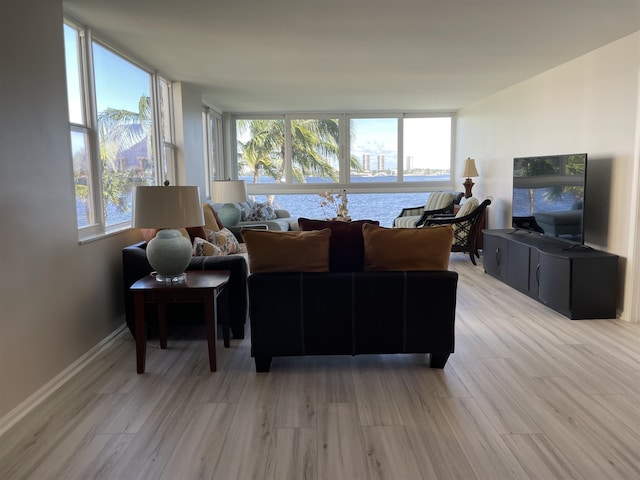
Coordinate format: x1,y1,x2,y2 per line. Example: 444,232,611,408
251,192,429,227
78,175,449,228
241,174,449,227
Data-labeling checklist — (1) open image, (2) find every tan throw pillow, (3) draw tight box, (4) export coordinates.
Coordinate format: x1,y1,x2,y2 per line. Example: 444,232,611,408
363,223,454,271
242,229,331,273
202,203,221,232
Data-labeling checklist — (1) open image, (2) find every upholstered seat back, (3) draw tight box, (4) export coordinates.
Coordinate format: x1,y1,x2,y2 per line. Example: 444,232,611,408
452,197,479,245
424,191,455,210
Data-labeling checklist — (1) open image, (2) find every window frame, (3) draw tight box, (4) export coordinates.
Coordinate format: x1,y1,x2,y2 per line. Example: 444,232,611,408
229,112,456,197
64,17,172,241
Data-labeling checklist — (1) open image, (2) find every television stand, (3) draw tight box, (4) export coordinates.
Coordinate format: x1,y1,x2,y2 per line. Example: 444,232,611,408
483,229,618,319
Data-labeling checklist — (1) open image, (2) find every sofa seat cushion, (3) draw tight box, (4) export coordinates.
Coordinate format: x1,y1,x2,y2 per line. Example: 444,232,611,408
363,224,454,271
242,228,331,273
298,218,380,271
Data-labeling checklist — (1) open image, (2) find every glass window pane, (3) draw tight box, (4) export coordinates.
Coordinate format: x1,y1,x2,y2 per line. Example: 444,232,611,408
350,118,398,182
64,24,84,124
93,42,155,226
403,117,451,181
237,119,285,184
290,118,340,184
71,130,94,228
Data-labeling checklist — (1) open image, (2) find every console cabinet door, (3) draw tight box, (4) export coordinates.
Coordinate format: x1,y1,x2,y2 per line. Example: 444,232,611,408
538,252,571,316
506,242,532,294
483,233,507,280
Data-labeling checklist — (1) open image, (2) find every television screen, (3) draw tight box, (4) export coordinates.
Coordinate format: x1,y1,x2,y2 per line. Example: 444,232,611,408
512,153,587,244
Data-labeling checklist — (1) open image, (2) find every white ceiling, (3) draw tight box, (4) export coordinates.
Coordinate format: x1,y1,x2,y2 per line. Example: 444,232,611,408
63,0,640,113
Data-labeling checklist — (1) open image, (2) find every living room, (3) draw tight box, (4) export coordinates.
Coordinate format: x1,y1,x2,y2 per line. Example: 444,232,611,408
1,0,639,477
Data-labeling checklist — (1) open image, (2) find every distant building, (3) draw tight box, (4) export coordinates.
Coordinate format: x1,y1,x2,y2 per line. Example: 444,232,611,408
362,154,370,171
377,154,384,171
406,155,414,170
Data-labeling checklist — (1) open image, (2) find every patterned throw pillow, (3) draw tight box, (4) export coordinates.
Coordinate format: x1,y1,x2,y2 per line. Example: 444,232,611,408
242,202,277,221
192,237,223,256
205,228,241,255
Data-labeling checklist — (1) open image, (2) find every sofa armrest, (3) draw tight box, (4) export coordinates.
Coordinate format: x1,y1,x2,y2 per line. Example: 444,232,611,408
274,209,291,218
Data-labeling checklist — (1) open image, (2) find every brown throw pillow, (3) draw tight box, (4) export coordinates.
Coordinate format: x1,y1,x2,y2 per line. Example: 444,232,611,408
242,229,331,273
298,218,380,272
362,224,454,271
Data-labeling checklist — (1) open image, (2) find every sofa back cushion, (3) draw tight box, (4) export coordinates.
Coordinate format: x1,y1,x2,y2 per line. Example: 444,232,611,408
424,191,455,210
298,218,380,272
362,224,454,271
140,226,206,244
242,228,331,273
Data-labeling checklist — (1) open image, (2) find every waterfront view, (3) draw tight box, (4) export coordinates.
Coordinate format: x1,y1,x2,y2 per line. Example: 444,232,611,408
249,191,431,227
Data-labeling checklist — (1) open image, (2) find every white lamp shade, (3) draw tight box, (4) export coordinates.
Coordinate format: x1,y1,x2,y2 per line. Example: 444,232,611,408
462,158,479,178
211,180,247,203
133,185,204,228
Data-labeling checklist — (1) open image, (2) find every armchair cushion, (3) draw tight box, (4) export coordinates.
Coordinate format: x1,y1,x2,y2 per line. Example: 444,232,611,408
362,224,454,271
424,191,456,210
456,197,479,217
243,228,331,273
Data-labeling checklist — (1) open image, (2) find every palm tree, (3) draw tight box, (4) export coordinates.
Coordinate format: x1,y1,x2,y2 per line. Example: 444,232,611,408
237,118,362,186
75,95,154,225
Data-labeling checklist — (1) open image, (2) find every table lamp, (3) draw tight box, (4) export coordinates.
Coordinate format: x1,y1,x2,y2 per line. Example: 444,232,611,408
211,179,247,226
133,183,204,283
461,157,479,198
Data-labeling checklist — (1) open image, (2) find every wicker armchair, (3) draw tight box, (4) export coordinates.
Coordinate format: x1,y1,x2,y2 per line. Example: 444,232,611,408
423,197,491,265
393,191,464,228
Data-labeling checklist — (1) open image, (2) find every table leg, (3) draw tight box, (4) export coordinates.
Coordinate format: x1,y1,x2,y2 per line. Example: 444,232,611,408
158,303,167,349
218,285,230,348
134,291,146,374
204,291,217,372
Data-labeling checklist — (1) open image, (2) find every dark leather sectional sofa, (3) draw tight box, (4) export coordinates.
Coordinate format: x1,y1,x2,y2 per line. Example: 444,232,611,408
248,270,458,372
244,219,459,372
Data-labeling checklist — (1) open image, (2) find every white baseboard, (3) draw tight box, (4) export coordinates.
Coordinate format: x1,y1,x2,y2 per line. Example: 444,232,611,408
0,323,127,438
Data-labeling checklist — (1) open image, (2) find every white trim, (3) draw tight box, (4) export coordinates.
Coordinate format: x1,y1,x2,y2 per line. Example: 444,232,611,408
0,324,127,438
624,69,640,322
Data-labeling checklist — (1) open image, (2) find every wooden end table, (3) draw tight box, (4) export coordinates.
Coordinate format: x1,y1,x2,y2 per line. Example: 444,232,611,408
130,270,231,374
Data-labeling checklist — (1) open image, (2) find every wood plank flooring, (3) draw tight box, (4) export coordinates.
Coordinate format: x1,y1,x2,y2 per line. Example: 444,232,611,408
1,254,640,479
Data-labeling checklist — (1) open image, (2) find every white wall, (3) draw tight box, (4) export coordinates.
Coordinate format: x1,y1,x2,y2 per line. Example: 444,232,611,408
456,32,640,321
0,0,142,421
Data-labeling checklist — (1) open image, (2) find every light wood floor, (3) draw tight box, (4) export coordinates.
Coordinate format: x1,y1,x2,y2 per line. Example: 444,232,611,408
1,255,640,480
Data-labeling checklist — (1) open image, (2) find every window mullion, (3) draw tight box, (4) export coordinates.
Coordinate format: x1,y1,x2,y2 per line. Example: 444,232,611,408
82,27,105,231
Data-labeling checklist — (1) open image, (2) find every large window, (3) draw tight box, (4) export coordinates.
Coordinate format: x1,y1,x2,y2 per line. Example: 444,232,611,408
234,113,452,189
64,20,171,237
233,113,454,225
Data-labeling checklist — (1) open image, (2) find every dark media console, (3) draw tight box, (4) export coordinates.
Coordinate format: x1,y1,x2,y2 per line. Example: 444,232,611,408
482,229,618,319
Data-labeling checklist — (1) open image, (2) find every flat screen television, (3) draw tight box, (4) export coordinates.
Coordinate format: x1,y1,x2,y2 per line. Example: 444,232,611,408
512,153,587,244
